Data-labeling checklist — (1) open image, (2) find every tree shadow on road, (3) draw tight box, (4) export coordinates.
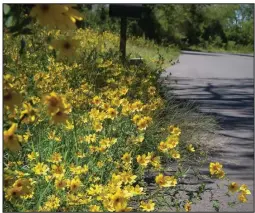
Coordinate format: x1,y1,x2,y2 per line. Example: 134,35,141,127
161,77,254,180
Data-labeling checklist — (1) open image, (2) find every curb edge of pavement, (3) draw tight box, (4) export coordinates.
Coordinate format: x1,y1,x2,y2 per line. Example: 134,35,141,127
181,50,254,57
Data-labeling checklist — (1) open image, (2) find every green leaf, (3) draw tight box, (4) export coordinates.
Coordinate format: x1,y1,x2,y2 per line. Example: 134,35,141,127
5,16,14,27
3,4,11,15
212,200,220,212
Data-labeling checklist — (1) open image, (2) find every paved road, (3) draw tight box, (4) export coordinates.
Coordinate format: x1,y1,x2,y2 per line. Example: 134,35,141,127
161,51,254,212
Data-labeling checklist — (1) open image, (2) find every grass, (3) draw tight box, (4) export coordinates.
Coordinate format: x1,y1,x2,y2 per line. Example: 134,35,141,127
127,36,180,69
187,44,254,55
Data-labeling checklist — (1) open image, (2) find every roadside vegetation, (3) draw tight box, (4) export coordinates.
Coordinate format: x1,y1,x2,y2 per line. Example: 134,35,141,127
82,4,254,54
3,4,252,212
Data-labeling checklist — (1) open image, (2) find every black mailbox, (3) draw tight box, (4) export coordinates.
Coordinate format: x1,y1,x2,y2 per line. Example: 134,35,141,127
109,4,143,19
109,4,145,62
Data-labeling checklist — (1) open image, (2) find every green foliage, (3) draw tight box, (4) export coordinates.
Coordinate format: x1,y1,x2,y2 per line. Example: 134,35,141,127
80,4,253,53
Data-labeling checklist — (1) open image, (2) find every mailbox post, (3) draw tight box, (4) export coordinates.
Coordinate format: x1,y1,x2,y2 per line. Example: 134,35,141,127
109,4,144,62
120,17,127,62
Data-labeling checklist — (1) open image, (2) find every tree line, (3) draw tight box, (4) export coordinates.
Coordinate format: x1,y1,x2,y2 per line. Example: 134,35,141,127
80,4,254,52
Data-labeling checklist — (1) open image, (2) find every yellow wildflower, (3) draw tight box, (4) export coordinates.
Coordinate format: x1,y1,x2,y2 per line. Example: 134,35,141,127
4,123,21,153
137,154,150,167
51,164,65,178
184,201,192,212
187,144,195,152
155,173,177,188
238,192,248,203
209,162,223,176
51,37,80,59
55,178,67,190
47,152,62,163
89,205,102,212
32,162,49,176
3,87,22,110
140,200,155,212
228,182,239,193
169,149,181,159
27,152,39,161
239,184,251,195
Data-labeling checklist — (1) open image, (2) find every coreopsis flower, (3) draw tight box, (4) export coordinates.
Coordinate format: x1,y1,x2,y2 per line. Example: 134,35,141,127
216,169,225,179
89,205,102,212
137,154,150,167
168,125,175,132
209,162,223,176
140,200,155,212
51,109,69,124
27,152,39,161
106,107,118,120
32,162,49,176
121,152,132,164
87,184,103,196
137,119,148,131
13,178,34,199
110,189,128,212
20,103,37,124
131,185,145,196
30,4,68,28
84,134,97,144
92,96,102,105
30,4,83,29
4,175,15,188
51,164,65,178
158,141,168,152
4,123,21,153
47,152,62,163
42,195,61,211
93,121,103,132
165,136,179,149
169,149,181,159
51,37,80,59
120,171,137,185
148,86,156,95
48,131,61,142
132,114,141,124
4,87,22,110
239,184,251,195
228,182,239,193
172,127,181,136
64,6,83,22
5,186,22,201
184,201,192,212
151,155,161,169
44,92,67,114
67,176,82,192
187,144,195,152
155,173,177,188
97,161,104,168
238,192,248,203
65,120,74,130
70,164,88,175
55,178,67,190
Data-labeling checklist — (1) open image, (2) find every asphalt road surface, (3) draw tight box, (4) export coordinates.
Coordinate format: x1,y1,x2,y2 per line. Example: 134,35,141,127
161,51,254,212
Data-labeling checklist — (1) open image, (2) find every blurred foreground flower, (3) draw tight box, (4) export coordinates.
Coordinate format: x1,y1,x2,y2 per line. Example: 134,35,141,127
4,123,21,153
4,88,22,110
30,4,83,29
50,37,80,59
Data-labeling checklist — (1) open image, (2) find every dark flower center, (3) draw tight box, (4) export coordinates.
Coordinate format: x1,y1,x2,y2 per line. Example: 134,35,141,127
64,42,71,50
49,97,58,107
16,183,22,187
56,111,63,116
8,135,14,141
41,5,50,12
4,92,12,101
